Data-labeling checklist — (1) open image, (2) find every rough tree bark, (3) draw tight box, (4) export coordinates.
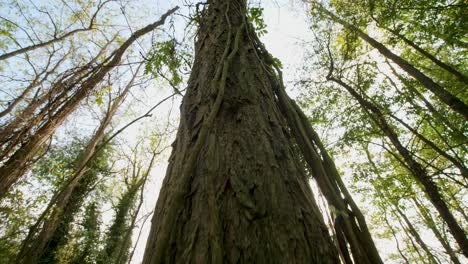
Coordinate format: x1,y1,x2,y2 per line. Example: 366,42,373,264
142,1,342,263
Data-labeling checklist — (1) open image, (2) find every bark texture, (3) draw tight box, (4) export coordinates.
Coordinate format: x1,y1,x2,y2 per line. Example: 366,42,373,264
142,1,340,263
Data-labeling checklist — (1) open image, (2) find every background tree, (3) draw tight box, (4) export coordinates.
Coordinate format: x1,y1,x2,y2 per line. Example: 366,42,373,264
298,0,467,262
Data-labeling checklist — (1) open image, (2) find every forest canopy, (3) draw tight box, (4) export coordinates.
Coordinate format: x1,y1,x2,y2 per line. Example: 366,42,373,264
0,0,466,263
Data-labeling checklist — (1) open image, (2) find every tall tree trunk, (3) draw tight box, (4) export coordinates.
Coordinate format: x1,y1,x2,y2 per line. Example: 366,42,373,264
395,207,441,264
370,15,468,85
98,180,143,264
0,8,178,200
384,64,466,142
37,166,100,264
16,66,142,264
328,75,468,257
387,112,468,179
142,1,340,263
412,197,461,264
316,3,468,119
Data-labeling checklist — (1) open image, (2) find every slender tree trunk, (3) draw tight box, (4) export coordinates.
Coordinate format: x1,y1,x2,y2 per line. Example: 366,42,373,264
98,180,143,264
385,65,466,142
395,207,441,264
388,113,468,179
383,211,411,264
0,8,178,200
328,76,468,257
317,4,468,119
116,149,159,264
142,1,340,263
16,65,143,264
395,209,427,262
127,212,152,264
412,197,461,264
371,16,468,84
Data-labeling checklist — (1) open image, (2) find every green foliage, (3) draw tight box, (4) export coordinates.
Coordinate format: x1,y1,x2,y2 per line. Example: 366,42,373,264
335,28,362,61
33,137,113,190
35,139,113,264
0,137,114,263
248,7,268,37
94,85,112,106
0,19,16,50
97,179,142,264
144,39,191,88
68,202,102,264
271,56,283,69
33,139,82,188
300,0,468,262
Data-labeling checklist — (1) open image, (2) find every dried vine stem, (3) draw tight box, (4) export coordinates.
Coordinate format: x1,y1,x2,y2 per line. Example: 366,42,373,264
243,22,383,263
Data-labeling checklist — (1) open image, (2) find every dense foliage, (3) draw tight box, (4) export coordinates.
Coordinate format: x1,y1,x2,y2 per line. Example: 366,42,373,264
298,0,467,262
